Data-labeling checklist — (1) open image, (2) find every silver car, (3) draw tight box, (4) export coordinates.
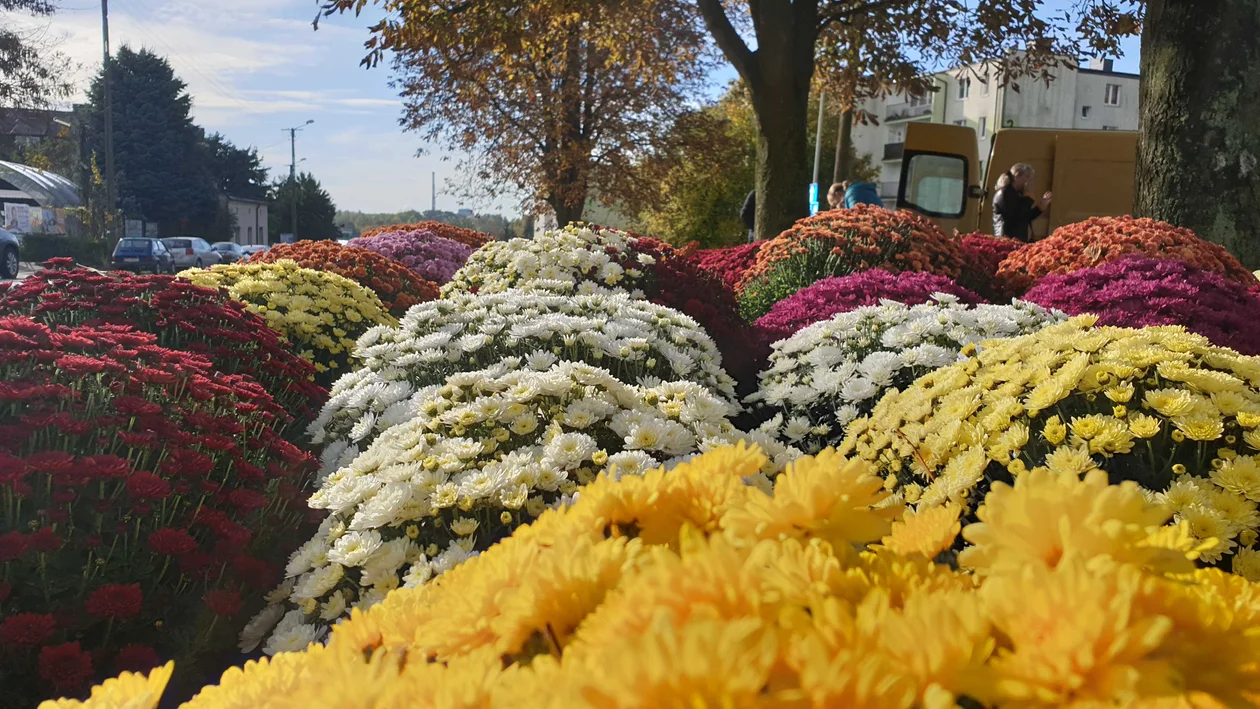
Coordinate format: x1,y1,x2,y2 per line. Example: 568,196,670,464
161,237,221,269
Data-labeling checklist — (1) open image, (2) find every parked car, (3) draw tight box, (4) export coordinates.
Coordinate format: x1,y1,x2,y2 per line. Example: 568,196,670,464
111,238,175,274
211,241,246,264
0,227,19,280
161,237,221,269
240,244,270,258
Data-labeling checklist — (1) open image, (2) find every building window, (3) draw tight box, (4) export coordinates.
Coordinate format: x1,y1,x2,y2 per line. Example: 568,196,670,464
957,78,971,99
981,69,990,96
247,226,253,243
909,93,929,107
978,117,987,138
954,119,968,127
1104,84,1121,106
1102,125,1119,131
1081,105,1092,119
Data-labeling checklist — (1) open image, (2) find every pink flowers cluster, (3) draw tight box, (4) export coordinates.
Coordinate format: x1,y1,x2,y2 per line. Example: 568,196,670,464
347,230,475,285
1022,256,1260,355
755,269,983,342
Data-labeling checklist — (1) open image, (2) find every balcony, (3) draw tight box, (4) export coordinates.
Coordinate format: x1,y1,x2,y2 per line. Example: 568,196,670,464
883,142,905,161
885,100,933,122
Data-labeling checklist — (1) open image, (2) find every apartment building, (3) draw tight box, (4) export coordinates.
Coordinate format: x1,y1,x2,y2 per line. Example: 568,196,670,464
851,58,1140,201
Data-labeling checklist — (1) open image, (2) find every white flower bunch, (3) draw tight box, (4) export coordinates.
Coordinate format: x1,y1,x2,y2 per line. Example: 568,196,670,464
253,360,798,651
749,296,1066,453
442,224,654,298
308,289,739,477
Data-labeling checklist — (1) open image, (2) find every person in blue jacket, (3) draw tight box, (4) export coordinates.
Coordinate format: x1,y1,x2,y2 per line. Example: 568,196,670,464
829,181,885,210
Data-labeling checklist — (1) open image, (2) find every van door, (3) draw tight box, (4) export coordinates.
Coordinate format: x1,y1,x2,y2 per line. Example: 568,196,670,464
1047,131,1138,232
898,123,982,234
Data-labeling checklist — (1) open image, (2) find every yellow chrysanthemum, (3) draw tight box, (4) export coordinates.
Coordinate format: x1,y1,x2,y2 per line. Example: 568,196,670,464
38,662,173,709
881,504,961,559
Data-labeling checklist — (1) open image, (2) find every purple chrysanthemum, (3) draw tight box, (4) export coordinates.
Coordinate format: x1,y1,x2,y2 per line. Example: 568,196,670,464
347,230,475,285
1023,256,1260,355
755,269,984,342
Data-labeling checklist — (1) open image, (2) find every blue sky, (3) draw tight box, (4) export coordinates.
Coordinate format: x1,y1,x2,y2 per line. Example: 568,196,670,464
43,0,1139,216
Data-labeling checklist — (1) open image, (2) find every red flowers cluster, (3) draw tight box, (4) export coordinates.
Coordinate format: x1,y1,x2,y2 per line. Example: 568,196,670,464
687,242,765,290
250,241,440,316
360,220,492,249
995,216,1256,293
0,316,317,703
0,264,325,426
955,233,1023,301
626,236,770,394
736,205,968,320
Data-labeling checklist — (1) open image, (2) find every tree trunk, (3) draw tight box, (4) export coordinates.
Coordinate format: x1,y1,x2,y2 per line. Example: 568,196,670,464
1135,0,1260,269
750,83,812,240
551,198,585,229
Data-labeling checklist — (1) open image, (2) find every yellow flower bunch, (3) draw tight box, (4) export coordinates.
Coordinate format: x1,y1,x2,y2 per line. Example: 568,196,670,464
181,260,395,383
843,316,1260,571
53,444,1260,708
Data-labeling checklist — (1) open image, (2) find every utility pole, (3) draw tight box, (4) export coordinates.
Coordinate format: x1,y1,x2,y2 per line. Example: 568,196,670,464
810,92,826,216
833,109,853,185
431,171,436,214
101,0,116,218
283,120,313,241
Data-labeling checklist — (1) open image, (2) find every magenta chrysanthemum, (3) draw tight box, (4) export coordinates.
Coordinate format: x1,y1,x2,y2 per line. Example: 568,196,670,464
347,230,475,285
1022,256,1260,355
755,269,983,342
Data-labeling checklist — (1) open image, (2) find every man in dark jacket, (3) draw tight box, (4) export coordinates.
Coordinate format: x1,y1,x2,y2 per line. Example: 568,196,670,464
993,163,1052,241
741,189,756,242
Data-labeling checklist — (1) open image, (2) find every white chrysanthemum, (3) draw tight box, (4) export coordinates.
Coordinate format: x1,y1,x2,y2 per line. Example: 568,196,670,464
327,530,382,567
238,604,285,653
749,298,1065,453
262,621,327,656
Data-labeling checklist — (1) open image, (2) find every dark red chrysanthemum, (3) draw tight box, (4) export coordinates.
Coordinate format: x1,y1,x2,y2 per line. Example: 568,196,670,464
203,589,243,617
24,451,75,475
0,612,57,646
112,644,161,674
148,527,197,556
29,527,61,552
84,583,143,620
125,471,171,500
38,642,93,692
225,488,268,511
0,531,31,562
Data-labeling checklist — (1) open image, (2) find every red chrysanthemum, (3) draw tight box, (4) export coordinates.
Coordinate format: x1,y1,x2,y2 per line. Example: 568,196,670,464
84,583,143,620
38,642,93,692
0,612,56,646
0,531,31,562
125,471,171,500
112,644,161,674
203,589,243,617
148,527,198,556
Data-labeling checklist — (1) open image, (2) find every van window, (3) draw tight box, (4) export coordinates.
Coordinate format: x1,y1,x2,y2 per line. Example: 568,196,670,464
118,238,150,250
900,153,968,219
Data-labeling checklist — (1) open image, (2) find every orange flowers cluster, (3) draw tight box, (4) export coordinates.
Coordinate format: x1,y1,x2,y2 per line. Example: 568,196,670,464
250,241,438,316
996,216,1256,293
360,221,492,249
736,205,967,320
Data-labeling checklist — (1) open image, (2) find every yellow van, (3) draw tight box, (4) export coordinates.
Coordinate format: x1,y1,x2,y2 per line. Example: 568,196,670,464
895,123,1138,237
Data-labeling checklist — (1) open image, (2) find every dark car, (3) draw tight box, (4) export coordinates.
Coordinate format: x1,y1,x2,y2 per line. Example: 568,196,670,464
112,238,174,274
0,227,18,280
211,241,246,264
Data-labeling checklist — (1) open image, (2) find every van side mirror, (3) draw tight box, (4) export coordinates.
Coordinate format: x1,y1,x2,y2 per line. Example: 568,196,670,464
968,185,985,200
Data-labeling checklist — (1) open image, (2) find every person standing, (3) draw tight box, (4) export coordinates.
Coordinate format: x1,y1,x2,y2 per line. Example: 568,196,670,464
993,163,1052,241
837,181,884,209
741,189,756,242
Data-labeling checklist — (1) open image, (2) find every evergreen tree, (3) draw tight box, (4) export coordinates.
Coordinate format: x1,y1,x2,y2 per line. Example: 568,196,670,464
269,173,340,242
81,46,217,234
203,131,269,201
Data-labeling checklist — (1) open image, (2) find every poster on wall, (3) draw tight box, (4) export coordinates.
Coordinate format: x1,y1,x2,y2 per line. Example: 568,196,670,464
125,220,143,238
3,203,20,231
145,222,160,237
55,209,67,234
15,206,31,234
28,209,44,233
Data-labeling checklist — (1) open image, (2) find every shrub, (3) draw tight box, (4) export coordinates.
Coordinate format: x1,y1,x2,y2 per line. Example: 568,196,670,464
359,221,491,249
0,317,317,704
750,298,1063,453
345,230,474,285
1024,256,1260,356
248,241,438,317
310,289,738,475
687,241,764,290
251,362,798,652
755,269,984,342
995,216,1256,293
0,262,325,425
955,233,1022,301
79,445,1260,708
843,317,1260,568
735,205,967,320
180,261,395,385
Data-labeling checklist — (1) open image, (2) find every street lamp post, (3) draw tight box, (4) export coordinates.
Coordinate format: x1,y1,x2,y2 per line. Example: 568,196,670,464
283,119,314,241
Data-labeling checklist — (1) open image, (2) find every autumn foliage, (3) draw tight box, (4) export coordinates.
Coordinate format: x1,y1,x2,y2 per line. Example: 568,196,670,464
249,241,439,316
996,216,1256,293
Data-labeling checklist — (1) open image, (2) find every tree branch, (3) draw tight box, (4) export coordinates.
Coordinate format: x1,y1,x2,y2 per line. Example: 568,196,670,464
817,0,912,30
695,0,756,80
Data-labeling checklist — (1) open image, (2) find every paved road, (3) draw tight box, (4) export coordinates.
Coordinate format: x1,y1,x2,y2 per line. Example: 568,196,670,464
2,263,39,284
